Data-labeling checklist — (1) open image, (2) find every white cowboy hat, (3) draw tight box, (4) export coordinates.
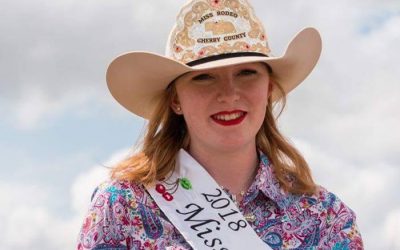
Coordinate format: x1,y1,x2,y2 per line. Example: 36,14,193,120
106,0,322,119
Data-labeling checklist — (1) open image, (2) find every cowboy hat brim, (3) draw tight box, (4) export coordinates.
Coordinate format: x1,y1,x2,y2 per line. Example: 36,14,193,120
106,27,322,119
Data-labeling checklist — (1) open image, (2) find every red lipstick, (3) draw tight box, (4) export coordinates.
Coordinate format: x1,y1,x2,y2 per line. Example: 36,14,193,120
211,110,247,126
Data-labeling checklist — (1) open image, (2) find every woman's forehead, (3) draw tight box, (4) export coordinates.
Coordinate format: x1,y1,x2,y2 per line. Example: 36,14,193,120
171,62,270,85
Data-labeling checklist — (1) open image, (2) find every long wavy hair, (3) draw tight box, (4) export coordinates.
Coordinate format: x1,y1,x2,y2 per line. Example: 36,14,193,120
111,67,317,195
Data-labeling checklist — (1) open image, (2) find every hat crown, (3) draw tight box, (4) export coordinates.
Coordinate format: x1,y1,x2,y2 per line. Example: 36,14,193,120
166,0,271,64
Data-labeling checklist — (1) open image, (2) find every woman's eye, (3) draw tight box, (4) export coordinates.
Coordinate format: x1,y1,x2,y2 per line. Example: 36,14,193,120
192,74,213,81
238,69,257,76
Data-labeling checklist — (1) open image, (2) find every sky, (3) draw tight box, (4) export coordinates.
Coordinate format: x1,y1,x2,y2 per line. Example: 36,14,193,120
0,0,399,249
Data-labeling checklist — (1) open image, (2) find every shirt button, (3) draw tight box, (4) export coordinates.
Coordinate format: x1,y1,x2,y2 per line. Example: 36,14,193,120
244,213,256,222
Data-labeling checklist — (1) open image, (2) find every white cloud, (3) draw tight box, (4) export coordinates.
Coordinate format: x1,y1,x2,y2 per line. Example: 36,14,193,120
70,147,131,216
0,147,131,250
14,86,62,130
0,0,190,130
0,183,77,250
12,84,100,130
293,138,400,249
384,208,400,249
278,3,400,166
1,0,399,249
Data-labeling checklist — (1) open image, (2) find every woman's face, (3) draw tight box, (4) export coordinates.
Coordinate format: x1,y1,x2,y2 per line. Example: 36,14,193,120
172,62,271,153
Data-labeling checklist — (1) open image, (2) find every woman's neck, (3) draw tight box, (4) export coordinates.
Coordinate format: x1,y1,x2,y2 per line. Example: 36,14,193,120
188,143,259,196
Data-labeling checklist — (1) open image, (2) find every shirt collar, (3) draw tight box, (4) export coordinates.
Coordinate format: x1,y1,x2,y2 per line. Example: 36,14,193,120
243,152,293,209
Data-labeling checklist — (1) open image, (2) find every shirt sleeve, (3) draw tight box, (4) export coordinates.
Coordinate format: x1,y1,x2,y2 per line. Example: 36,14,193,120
320,191,364,249
76,181,160,250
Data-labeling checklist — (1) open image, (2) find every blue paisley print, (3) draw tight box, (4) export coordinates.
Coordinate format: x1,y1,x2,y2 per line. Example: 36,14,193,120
77,153,363,249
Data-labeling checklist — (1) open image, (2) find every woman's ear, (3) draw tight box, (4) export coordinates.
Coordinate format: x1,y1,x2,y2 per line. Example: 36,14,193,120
268,80,274,97
170,97,183,115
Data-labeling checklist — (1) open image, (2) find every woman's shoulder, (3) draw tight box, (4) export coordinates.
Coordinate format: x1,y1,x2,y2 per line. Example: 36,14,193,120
77,179,164,249
314,185,355,214
294,185,356,218
89,179,157,209
296,185,363,247
273,185,363,248
315,186,363,249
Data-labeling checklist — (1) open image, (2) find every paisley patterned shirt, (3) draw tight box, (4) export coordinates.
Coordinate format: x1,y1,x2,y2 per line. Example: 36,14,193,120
77,155,363,249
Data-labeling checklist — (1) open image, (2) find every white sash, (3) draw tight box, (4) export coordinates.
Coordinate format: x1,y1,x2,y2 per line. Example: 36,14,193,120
146,149,272,250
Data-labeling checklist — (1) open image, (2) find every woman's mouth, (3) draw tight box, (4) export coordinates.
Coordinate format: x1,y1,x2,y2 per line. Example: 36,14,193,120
211,111,247,126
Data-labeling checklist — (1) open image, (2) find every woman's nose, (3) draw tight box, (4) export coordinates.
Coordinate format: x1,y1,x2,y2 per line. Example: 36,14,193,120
216,76,240,103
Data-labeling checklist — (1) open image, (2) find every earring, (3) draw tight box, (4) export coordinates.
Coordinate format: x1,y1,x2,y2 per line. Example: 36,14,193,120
176,106,181,112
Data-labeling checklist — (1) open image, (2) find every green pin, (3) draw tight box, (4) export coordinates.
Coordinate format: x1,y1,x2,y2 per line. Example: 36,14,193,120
180,178,192,190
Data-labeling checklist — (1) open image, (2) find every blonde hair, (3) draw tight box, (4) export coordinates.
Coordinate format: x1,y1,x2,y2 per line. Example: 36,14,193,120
111,69,317,195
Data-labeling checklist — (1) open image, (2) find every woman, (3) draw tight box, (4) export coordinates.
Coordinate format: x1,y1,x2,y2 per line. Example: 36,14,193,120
78,0,363,249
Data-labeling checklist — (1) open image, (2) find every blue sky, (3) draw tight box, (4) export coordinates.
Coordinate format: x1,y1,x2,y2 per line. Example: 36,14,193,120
1,0,399,249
